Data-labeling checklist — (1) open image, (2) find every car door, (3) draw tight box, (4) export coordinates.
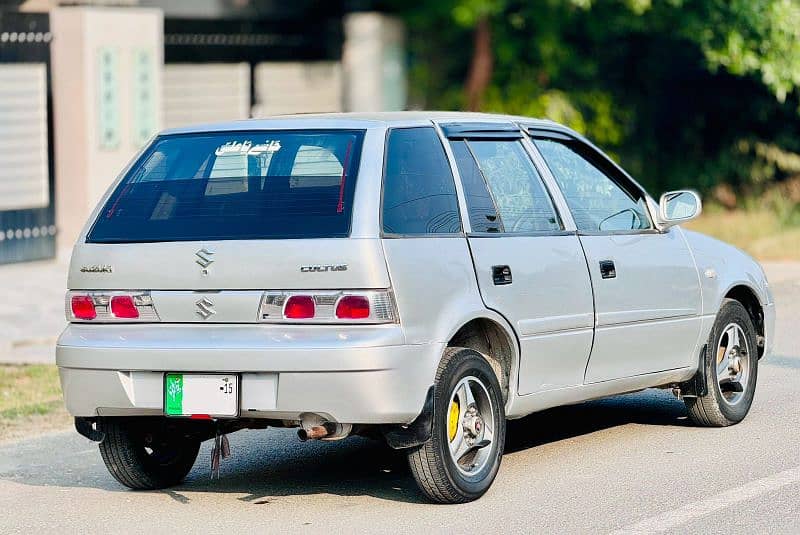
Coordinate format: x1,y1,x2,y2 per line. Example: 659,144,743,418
441,123,595,395
528,130,702,383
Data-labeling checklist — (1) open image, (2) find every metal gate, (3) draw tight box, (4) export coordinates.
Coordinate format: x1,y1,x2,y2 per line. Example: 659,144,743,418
0,12,55,265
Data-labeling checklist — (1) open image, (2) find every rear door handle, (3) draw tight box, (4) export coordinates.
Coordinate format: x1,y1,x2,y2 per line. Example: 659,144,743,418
492,265,512,285
599,260,616,279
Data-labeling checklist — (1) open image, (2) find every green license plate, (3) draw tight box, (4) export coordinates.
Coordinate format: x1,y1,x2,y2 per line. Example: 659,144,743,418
165,373,238,417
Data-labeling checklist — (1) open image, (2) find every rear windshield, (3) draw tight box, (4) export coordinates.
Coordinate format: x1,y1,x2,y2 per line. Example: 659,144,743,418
87,130,365,242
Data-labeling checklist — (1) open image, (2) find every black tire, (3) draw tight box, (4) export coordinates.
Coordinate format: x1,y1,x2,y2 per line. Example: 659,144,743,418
98,417,201,490
408,347,506,503
685,299,759,427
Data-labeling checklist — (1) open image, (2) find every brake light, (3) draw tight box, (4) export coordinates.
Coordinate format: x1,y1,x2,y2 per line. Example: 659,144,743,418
335,295,370,319
71,295,97,320
260,290,396,324
110,295,139,319
284,295,315,319
66,291,158,322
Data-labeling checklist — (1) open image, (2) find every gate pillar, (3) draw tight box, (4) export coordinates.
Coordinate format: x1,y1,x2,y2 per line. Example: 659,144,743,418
51,6,162,250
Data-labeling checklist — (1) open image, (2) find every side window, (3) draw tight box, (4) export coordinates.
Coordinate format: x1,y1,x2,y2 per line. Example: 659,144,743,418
453,139,560,233
382,127,461,235
535,139,652,232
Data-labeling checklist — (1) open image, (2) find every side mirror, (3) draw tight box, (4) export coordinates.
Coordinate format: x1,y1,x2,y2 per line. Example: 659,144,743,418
658,190,702,229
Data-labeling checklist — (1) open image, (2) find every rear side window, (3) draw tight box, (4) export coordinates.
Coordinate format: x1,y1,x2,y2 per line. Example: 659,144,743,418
382,127,461,235
87,130,364,242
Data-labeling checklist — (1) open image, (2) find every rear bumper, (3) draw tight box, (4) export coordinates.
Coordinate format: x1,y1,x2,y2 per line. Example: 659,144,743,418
56,324,443,424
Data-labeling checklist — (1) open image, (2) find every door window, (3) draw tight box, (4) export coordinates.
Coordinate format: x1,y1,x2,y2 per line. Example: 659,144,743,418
534,139,652,232
451,139,560,233
450,140,501,233
382,127,461,235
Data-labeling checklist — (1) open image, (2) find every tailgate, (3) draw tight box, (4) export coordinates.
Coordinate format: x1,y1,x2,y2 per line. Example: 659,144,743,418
67,238,390,323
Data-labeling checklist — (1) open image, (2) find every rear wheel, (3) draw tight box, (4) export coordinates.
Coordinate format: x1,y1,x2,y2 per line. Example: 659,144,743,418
98,417,201,490
685,299,759,426
408,347,505,503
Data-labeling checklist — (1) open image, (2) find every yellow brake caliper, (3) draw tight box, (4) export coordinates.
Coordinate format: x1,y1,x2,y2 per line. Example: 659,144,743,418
448,399,460,442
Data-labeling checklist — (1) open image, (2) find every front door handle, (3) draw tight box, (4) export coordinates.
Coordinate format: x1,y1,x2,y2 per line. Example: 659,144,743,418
599,260,616,279
492,265,512,285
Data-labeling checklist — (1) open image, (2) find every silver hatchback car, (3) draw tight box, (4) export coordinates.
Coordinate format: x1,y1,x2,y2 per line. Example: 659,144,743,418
58,112,775,503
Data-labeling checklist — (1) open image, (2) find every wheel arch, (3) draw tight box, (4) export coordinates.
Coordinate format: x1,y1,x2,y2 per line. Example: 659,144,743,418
723,284,765,357
445,314,519,404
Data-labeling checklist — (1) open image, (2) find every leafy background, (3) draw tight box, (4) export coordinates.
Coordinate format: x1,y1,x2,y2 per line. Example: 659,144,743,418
382,0,800,233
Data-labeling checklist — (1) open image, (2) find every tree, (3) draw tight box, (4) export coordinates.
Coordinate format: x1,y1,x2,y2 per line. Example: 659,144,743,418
386,0,800,201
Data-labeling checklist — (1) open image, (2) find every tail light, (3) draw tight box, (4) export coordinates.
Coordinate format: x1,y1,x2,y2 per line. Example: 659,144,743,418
110,295,139,319
71,295,97,320
284,295,315,319
260,290,397,324
335,295,370,319
66,291,158,322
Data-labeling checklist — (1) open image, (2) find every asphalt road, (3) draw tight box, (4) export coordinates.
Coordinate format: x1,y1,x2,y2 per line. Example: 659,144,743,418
2,266,798,534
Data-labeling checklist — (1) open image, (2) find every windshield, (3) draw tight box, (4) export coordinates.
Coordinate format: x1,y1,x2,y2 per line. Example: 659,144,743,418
87,130,365,243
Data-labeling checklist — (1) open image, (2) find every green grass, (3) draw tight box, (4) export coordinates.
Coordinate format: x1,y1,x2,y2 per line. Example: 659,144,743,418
685,207,800,261
0,365,70,441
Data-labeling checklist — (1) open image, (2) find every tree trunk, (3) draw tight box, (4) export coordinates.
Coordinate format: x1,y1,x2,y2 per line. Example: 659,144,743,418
464,17,493,111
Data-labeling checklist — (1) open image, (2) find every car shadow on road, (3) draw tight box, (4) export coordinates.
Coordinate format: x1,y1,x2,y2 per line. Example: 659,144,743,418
1,389,689,504
504,388,690,454
173,431,423,504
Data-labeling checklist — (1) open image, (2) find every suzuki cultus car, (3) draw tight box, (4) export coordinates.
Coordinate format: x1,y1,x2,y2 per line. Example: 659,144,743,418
58,112,774,503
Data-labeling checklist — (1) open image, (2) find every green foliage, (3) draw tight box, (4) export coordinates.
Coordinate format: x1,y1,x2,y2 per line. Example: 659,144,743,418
483,84,627,150
687,0,800,103
386,0,800,200
450,0,506,27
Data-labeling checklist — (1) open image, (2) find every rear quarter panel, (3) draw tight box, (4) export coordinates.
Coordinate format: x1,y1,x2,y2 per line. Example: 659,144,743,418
381,237,521,399
381,237,496,345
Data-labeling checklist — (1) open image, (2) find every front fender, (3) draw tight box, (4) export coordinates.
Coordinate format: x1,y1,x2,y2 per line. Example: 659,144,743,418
680,228,772,314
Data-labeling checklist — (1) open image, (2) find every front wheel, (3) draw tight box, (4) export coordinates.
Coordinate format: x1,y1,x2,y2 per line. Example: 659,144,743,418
98,417,201,490
408,347,506,503
685,299,759,426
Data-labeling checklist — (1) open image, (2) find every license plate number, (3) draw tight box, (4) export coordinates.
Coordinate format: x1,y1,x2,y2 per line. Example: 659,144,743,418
165,373,238,417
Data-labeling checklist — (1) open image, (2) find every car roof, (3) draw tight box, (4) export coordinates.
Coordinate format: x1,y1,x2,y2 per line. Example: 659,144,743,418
156,111,652,203
160,111,565,135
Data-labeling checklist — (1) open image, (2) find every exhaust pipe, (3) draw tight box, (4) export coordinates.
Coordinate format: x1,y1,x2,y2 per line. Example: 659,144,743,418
297,413,352,441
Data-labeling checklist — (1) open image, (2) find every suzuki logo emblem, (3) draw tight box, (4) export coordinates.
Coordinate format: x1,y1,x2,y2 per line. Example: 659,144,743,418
195,297,215,320
195,248,214,275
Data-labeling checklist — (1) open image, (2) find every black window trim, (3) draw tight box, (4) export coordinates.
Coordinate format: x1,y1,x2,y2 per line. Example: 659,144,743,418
523,126,659,236
379,125,465,239
441,122,523,140
452,136,566,237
